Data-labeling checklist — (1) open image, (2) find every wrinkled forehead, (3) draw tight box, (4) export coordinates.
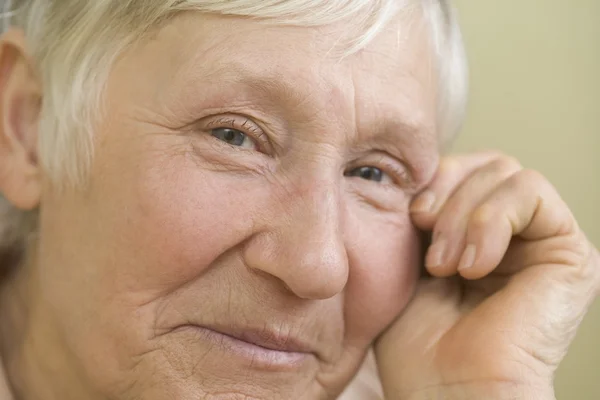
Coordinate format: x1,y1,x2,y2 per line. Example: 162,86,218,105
152,10,436,95
128,9,436,98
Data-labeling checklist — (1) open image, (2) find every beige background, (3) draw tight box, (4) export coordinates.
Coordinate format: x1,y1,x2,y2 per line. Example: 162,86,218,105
452,1,599,398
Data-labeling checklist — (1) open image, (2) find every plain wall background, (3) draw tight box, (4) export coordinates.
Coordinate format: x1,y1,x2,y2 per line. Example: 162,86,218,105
452,1,599,398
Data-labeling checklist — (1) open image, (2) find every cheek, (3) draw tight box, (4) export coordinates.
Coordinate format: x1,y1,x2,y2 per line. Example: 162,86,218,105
97,140,266,302
343,209,422,345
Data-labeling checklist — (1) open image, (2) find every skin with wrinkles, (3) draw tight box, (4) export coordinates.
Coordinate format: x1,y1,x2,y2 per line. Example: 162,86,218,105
0,12,437,400
1,8,599,400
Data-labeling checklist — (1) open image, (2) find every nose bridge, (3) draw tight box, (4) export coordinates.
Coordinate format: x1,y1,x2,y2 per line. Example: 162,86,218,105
278,146,345,245
293,175,339,234
244,167,349,300
283,174,349,297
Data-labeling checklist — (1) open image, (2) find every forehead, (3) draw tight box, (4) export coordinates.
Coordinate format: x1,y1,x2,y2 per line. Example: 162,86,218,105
156,12,435,104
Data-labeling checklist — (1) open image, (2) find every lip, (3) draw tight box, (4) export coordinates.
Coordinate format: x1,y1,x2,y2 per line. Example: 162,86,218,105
180,324,317,370
208,324,314,353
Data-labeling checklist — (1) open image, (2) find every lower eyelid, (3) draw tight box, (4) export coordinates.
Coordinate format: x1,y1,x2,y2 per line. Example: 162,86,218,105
191,136,272,174
345,180,407,212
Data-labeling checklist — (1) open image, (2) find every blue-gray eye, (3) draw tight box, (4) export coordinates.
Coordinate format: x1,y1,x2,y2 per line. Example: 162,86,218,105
211,128,255,149
346,166,384,182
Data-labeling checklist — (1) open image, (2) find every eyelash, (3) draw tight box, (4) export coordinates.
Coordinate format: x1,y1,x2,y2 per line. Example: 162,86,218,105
204,115,270,152
351,156,412,188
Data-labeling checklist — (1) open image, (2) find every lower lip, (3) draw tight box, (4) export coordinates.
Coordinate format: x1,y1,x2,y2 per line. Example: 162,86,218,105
185,326,312,370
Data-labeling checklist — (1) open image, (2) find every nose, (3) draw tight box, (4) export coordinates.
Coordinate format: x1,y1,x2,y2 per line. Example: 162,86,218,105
243,178,349,300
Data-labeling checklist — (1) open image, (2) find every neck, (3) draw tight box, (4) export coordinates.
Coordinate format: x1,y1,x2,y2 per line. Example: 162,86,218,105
0,245,25,400
0,247,96,400
0,347,13,400
0,245,45,400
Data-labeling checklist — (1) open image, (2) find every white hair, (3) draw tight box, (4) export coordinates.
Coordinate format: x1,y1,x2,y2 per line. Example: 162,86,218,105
0,0,468,253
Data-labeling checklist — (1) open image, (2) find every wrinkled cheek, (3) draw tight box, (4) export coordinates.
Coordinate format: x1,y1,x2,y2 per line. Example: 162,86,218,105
343,213,422,345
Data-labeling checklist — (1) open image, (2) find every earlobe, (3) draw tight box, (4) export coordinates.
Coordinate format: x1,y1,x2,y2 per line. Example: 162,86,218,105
0,29,42,211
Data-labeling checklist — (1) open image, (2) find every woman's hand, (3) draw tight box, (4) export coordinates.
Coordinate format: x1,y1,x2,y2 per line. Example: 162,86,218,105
374,152,600,400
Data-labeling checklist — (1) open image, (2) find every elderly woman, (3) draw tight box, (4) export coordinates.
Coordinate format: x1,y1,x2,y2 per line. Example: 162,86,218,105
0,0,597,399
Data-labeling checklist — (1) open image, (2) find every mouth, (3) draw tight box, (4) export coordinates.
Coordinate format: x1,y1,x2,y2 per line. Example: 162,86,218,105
179,324,317,370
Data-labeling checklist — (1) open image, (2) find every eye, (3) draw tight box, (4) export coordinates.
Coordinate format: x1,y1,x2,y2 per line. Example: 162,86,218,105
211,128,258,150
345,166,387,183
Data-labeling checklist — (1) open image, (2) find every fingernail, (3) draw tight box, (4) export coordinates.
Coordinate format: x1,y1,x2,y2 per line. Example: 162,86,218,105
426,238,447,269
411,191,436,213
458,244,477,270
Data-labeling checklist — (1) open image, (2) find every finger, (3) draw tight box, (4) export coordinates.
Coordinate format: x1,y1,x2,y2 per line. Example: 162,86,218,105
410,151,505,231
421,156,522,276
456,169,581,280
453,169,600,363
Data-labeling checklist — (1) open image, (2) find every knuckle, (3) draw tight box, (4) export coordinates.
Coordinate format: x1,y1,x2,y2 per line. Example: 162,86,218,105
469,205,495,230
514,168,548,187
570,233,592,263
555,211,579,236
438,157,461,175
540,233,589,269
510,169,556,197
563,235,599,283
493,155,522,173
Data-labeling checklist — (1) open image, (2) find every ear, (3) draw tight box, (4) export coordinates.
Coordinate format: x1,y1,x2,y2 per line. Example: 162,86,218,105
0,28,42,211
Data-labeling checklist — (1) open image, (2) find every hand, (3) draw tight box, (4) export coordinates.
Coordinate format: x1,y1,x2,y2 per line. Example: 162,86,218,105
374,152,600,400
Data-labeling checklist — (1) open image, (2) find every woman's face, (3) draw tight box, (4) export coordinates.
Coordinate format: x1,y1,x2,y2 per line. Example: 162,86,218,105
36,13,439,399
